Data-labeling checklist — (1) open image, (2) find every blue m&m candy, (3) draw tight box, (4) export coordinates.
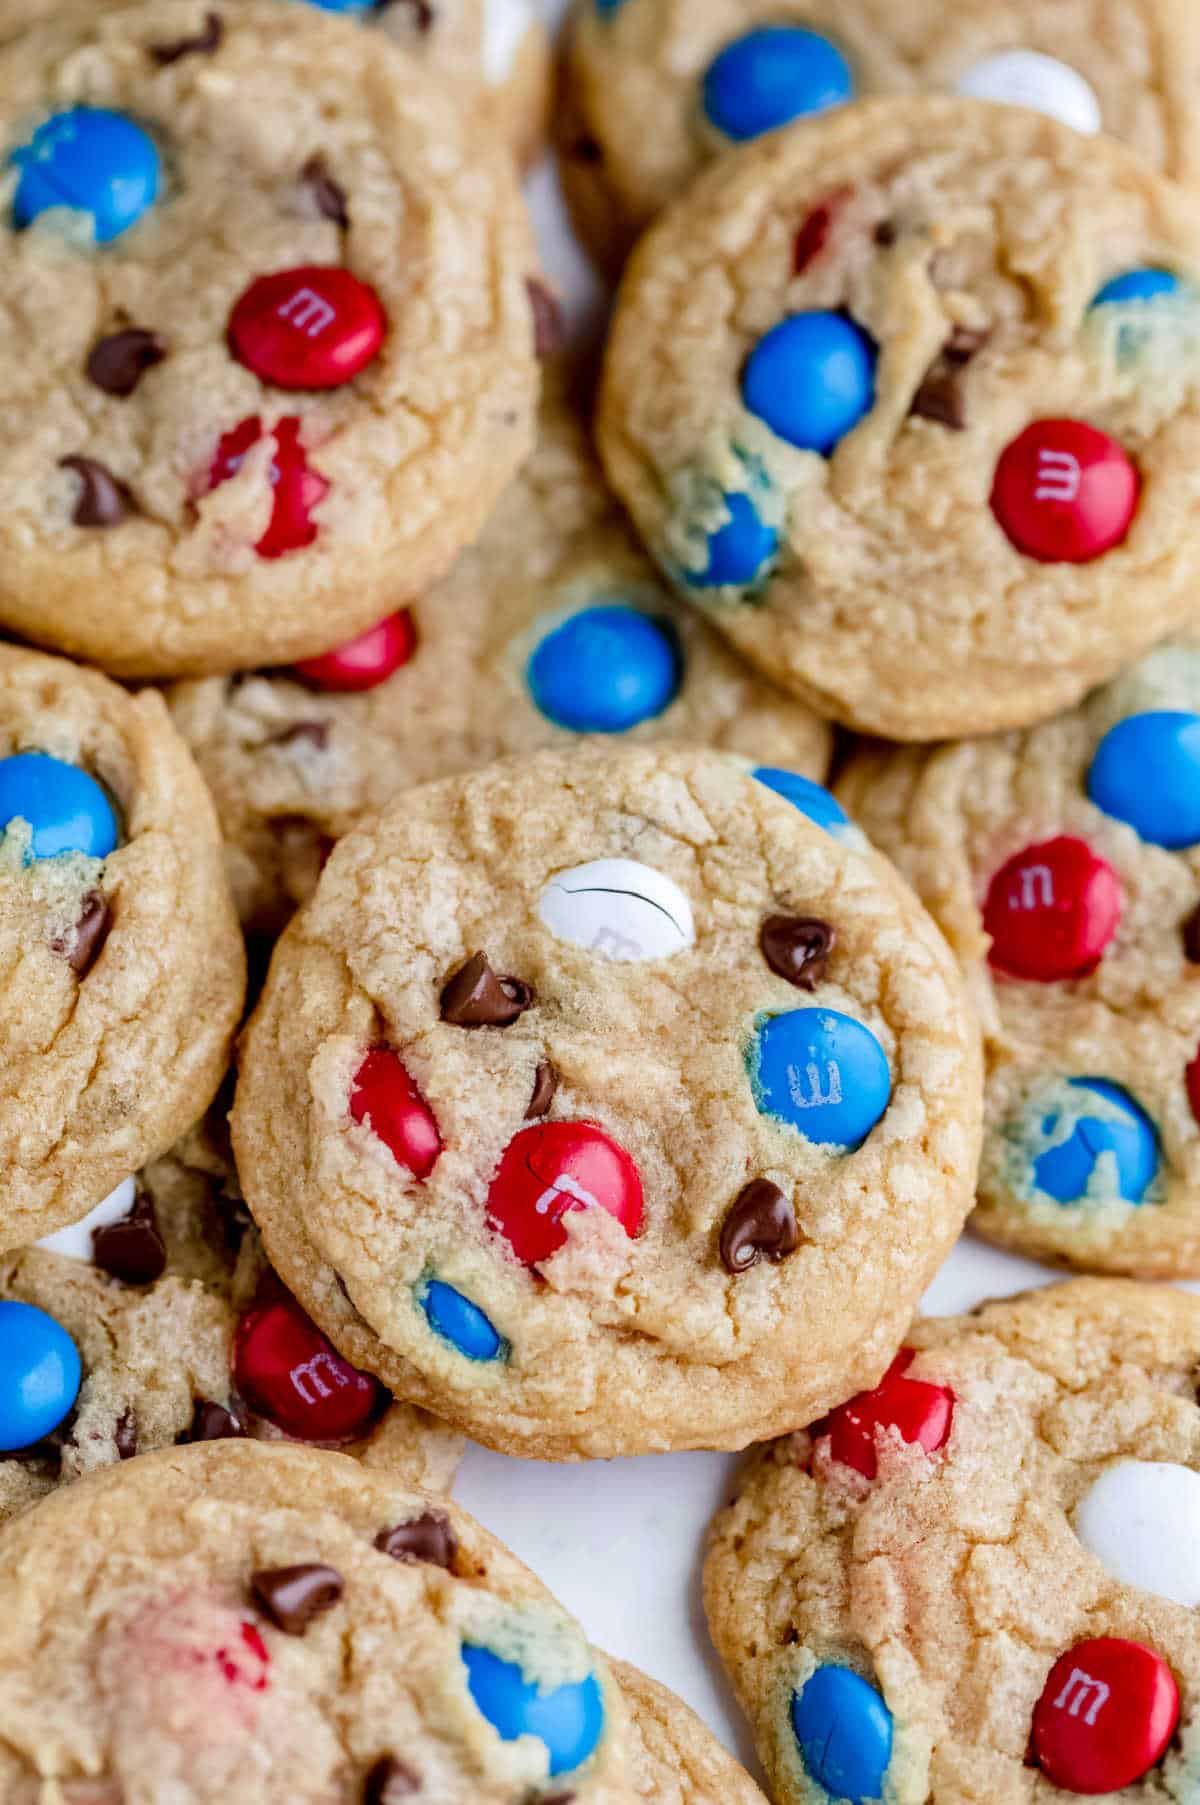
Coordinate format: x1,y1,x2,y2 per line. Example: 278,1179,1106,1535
297,0,374,10
463,1645,605,1776
0,753,119,862
1092,268,1181,308
1033,1078,1159,1205
702,27,853,142
1087,712,1200,849
528,605,682,733
750,1008,891,1150
692,490,778,589
419,1280,505,1362
0,1301,81,1451
752,768,850,837
12,109,160,244
791,1665,893,1804
742,313,877,456
594,0,625,14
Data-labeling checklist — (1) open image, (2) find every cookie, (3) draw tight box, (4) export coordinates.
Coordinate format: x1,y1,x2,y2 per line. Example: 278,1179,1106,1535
0,1438,637,1802
706,1278,1200,1805
0,0,551,168
230,743,981,1460
597,96,1200,740
562,0,1200,268
615,1661,768,1803
167,381,833,933
0,0,539,678
0,1123,463,1524
837,638,1200,1279
0,644,245,1248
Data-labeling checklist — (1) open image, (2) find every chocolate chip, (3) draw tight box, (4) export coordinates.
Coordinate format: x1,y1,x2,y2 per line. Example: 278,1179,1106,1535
719,1179,800,1275
148,9,222,62
301,155,349,229
760,916,835,991
874,220,897,246
1184,902,1200,962
525,1059,559,1119
377,0,435,32
92,1192,167,1285
114,1410,138,1460
364,1756,421,1802
86,328,166,397
374,1510,457,1571
439,952,533,1027
266,720,330,751
59,457,135,528
51,890,111,977
184,1399,245,1442
251,1563,345,1635
910,326,990,432
525,278,565,359
571,135,603,164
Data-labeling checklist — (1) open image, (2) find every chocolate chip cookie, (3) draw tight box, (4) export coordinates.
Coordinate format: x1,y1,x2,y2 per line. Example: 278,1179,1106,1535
706,1279,1200,1805
231,743,981,1459
0,0,538,677
598,96,1200,739
167,380,832,934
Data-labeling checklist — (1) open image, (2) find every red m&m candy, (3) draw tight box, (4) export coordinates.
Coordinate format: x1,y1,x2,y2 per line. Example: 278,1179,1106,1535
208,415,328,559
486,1121,644,1266
983,837,1121,981
234,1294,384,1441
815,1350,954,1479
1186,1043,1200,1127
1032,1637,1178,1793
229,266,386,390
991,419,1139,563
293,610,416,693
349,1048,442,1180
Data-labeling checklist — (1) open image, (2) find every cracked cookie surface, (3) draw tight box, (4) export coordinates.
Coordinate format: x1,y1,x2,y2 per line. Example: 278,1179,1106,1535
616,1662,768,1803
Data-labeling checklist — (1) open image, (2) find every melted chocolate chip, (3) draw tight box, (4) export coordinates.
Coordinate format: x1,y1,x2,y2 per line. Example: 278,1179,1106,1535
910,326,990,432
114,1410,138,1460
364,1756,421,1802
719,1179,801,1275
439,952,533,1027
525,1059,559,1119
760,916,835,991
301,155,350,229
86,328,166,397
374,1511,457,1571
184,1399,245,1442
874,220,897,247
1184,902,1200,962
148,9,222,62
266,720,330,751
51,890,111,977
251,1563,345,1635
525,278,565,359
59,457,135,528
92,1193,167,1285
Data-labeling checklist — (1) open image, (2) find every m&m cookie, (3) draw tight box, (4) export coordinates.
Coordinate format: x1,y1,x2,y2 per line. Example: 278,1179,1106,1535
617,1662,768,1803
706,1280,1200,1804
563,0,1200,267
167,382,832,933
0,0,538,676
598,97,1200,739
840,638,1200,1276
231,744,980,1459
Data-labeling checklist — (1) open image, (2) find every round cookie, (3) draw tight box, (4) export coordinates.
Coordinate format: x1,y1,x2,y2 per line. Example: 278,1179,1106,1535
706,1279,1200,1805
230,743,982,1460
0,0,551,168
0,1439,636,1803
562,0,1200,269
0,644,244,1247
0,0,539,678
167,383,833,933
615,1662,768,1803
597,96,1200,741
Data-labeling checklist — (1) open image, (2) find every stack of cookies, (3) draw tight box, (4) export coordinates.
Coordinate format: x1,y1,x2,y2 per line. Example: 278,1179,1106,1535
0,1,1198,1800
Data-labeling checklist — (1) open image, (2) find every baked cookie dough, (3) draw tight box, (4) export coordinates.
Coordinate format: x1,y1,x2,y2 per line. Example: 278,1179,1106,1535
598,96,1200,740
0,0,551,168
0,1122,462,1524
616,1662,768,1803
167,383,832,934
0,0,539,677
706,1279,1200,1805
0,1439,636,1803
0,644,244,1248
562,0,1200,268
231,743,981,1460
838,639,1200,1278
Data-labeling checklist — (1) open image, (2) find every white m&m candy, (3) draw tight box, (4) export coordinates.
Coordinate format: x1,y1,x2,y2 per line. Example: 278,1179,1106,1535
36,1176,137,1263
537,858,695,962
954,50,1102,135
1074,1460,1200,1606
